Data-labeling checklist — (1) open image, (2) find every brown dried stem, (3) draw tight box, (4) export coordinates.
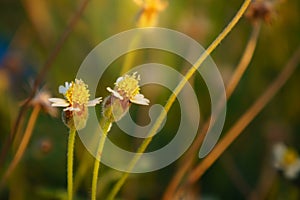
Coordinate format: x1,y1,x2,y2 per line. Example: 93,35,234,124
0,0,90,166
0,105,41,187
186,45,300,186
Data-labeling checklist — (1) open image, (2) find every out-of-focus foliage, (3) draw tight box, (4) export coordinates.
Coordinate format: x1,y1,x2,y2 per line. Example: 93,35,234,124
0,0,300,199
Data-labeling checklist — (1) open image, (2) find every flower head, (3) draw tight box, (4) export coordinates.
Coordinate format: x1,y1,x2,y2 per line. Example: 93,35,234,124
134,0,168,27
107,72,149,105
30,88,58,117
103,72,149,122
245,1,276,24
273,143,300,180
49,79,102,130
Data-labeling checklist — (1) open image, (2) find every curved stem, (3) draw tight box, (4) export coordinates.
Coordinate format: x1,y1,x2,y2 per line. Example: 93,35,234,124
120,32,141,75
163,22,262,200
226,22,261,97
107,0,251,199
0,105,41,187
186,45,300,186
67,128,76,200
91,120,112,200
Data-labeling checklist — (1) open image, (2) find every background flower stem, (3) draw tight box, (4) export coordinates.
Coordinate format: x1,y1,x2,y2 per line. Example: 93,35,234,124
73,149,93,192
0,105,41,188
120,32,141,75
186,44,300,187
226,22,261,97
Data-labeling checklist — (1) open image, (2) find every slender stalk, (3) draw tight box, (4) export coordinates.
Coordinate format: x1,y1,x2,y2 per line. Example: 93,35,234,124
247,148,277,200
91,120,112,200
163,22,262,200
0,105,41,187
220,153,252,197
186,45,300,186
108,0,251,199
67,128,76,200
226,22,261,97
120,33,141,75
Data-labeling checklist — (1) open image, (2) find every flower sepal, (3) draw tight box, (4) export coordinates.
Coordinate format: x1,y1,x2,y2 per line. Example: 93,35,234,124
102,95,131,122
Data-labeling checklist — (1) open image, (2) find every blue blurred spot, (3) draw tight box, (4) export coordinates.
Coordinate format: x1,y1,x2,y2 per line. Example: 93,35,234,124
0,36,9,66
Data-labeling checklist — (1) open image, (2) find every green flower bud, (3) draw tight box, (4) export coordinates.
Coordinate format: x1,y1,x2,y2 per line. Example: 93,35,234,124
62,104,88,130
102,95,131,122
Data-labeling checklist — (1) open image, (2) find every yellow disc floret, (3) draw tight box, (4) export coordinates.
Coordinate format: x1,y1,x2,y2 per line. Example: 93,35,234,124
115,73,140,99
283,148,298,166
65,79,90,106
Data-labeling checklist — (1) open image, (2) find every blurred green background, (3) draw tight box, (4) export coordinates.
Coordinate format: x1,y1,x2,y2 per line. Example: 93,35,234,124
0,0,300,199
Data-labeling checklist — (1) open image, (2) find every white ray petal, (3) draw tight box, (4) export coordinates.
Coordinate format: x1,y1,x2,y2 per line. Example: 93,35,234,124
87,97,102,106
131,94,150,105
107,87,124,100
63,107,80,111
48,98,70,107
115,77,124,84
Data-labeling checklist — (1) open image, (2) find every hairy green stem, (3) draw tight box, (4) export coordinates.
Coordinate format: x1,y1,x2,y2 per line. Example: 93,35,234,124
91,120,112,200
67,128,76,200
107,0,251,199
